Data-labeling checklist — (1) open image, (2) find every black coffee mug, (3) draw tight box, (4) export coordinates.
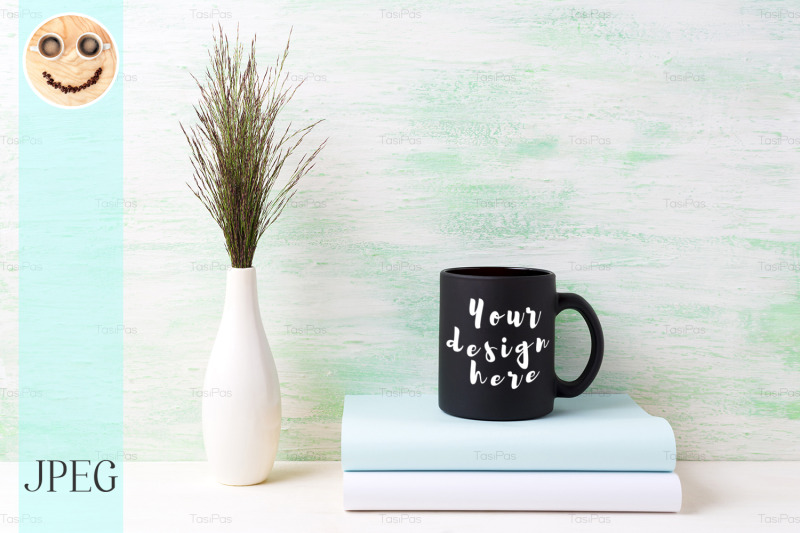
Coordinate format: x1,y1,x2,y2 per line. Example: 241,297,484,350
439,267,604,420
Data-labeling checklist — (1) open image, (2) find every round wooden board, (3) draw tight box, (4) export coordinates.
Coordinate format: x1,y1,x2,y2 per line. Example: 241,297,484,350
24,14,118,107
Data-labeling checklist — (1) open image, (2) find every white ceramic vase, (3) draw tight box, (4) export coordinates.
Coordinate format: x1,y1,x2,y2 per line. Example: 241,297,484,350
202,267,281,485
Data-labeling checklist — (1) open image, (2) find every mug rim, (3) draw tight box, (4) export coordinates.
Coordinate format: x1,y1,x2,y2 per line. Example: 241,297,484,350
35,33,64,60
441,266,555,279
76,32,106,60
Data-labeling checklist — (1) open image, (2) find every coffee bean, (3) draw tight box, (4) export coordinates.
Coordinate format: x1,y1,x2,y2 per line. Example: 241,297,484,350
41,67,104,94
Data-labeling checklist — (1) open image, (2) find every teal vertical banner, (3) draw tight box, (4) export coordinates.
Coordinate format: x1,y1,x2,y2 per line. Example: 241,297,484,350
19,2,122,532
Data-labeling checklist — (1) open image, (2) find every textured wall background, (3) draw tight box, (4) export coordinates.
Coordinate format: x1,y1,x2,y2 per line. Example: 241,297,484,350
1,0,799,461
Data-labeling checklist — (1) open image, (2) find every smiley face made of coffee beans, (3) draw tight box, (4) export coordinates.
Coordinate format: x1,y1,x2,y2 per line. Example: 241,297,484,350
24,14,118,107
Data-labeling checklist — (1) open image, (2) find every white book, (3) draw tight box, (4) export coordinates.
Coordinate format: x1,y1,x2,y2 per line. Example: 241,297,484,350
344,471,682,512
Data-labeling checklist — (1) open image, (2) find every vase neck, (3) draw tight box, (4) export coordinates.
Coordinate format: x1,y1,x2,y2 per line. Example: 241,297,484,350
223,267,261,315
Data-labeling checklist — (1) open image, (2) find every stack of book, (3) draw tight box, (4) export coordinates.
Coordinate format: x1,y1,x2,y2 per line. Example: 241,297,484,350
341,393,681,512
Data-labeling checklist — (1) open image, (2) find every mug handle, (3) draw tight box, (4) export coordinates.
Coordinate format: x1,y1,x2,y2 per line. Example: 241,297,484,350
103,43,111,50
554,293,604,398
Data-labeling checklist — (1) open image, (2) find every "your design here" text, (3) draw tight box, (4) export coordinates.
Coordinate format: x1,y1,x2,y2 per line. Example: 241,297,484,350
445,298,549,389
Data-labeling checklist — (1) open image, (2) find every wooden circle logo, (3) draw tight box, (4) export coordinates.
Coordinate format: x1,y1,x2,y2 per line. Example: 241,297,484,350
24,14,118,108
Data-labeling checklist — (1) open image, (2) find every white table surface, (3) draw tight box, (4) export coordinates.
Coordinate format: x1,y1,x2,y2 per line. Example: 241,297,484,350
1,461,798,532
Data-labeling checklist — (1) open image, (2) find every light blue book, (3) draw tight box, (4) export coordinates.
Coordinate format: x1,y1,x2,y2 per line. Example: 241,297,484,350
342,394,676,472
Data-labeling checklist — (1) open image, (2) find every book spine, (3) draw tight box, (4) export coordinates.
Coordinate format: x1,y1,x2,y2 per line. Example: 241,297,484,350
342,419,676,472
343,471,682,512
